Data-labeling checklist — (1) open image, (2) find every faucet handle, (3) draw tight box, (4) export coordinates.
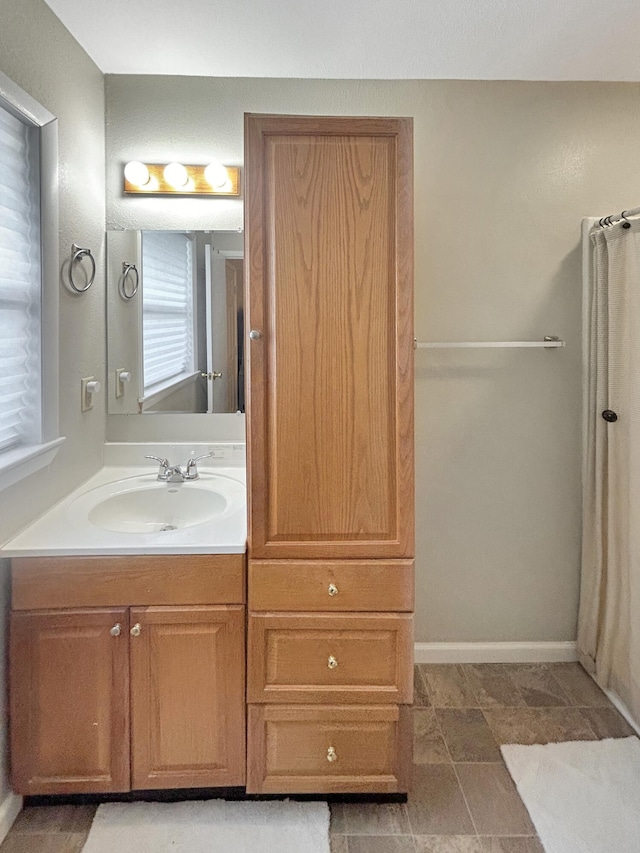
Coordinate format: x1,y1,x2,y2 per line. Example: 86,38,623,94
185,451,216,477
145,454,170,468
145,455,172,480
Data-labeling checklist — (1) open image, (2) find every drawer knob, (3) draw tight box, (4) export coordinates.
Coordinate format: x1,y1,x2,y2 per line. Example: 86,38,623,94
130,623,141,637
327,655,338,670
110,623,121,637
327,746,337,763
328,583,338,596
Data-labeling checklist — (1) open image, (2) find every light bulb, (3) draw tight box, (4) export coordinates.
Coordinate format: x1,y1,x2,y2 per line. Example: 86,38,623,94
164,162,189,189
124,161,150,188
204,161,230,190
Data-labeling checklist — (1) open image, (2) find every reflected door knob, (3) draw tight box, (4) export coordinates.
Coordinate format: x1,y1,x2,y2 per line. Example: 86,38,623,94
249,329,262,340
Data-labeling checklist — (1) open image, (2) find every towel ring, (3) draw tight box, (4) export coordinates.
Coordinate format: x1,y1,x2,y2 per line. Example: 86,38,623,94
119,262,139,299
68,243,96,293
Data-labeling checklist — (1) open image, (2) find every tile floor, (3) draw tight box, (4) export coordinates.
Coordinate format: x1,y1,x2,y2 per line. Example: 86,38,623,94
2,663,636,853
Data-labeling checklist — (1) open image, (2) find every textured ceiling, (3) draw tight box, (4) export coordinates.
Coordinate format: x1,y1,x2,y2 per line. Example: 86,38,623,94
43,0,640,80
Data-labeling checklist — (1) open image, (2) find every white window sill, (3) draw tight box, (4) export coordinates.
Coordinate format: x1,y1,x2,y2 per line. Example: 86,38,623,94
0,436,66,493
139,371,200,412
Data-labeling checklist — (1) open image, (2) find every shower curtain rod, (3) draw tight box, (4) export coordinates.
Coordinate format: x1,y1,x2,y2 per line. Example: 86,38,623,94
596,205,640,228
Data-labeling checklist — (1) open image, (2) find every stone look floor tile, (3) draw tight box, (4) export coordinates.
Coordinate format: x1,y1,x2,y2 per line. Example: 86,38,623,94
414,666,432,707
480,838,544,853
482,707,597,745
547,663,611,707
414,709,450,764
10,806,82,834
436,709,502,762
330,802,411,835
419,666,478,709
579,706,637,739
499,665,569,708
0,834,71,853
462,665,526,709
455,764,535,836
407,764,475,835
330,835,349,853
346,837,417,853
414,836,484,852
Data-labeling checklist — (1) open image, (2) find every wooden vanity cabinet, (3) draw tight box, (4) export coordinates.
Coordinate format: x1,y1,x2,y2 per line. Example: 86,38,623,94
244,114,415,794
10,556,246,795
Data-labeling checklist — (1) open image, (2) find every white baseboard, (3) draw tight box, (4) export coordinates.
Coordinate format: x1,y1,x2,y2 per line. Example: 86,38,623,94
414,641,578,664
0,792,22,844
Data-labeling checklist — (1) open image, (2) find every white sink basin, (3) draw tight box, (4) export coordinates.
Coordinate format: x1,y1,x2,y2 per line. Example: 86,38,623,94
88,483,228,533
68,470,246,537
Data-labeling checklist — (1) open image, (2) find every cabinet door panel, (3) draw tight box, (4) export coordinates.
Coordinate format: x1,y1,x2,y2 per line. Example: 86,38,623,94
10,609,129,795
130,606,245,789
245,115,414,560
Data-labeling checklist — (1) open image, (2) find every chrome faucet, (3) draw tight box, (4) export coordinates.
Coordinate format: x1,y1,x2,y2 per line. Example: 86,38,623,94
145,452,216,482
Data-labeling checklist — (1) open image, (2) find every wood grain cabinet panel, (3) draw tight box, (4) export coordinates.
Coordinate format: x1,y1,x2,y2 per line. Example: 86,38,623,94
245,114,414,561
130,606,245,789
249,560,414,612
248,613,413,704
247,704,411,794
10,609,130,795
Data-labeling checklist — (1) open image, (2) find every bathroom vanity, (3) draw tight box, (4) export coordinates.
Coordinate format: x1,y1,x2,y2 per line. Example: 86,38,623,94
10,554,245,795
7,112,415,798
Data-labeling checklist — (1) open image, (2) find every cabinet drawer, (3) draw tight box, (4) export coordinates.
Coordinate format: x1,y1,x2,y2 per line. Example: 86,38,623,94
249,560,414,612
248,613,413,703
247,704,411,794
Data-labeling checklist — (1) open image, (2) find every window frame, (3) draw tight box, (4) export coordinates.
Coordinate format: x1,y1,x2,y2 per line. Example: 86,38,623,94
0,71,63,492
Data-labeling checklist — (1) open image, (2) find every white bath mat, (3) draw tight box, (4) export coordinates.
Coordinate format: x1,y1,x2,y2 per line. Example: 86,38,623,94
81,799,330,853
501,736,640,853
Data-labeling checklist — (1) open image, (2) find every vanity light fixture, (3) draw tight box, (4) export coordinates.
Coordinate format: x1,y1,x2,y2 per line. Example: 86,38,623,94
123,161,240,196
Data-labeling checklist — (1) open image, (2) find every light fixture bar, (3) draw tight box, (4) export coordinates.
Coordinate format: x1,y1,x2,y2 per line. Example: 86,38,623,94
124,163,241,196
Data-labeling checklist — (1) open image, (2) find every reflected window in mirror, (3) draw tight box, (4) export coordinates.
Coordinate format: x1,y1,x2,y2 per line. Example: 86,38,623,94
142,231,196,399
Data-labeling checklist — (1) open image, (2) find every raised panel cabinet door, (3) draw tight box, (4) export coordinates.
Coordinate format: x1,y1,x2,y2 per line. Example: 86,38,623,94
245,114,414,560
10,608,130,795
130,606,245,789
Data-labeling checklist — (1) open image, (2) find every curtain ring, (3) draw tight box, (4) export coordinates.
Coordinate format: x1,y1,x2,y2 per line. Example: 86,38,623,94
620,211,632,230
68,244,96,293
119,262,139,299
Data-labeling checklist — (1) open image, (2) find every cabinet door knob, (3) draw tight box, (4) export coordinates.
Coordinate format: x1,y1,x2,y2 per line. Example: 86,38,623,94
130,623,141,637
249,329,262,340
110,623,121,637
327,746,337,763
328,583,338,596
328,655,338,669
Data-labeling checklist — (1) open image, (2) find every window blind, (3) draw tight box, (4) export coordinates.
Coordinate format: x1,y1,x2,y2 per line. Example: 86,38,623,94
142,231,195,391
0,105,41,452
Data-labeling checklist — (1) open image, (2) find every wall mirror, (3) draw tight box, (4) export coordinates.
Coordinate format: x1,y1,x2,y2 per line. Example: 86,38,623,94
106,230,244,415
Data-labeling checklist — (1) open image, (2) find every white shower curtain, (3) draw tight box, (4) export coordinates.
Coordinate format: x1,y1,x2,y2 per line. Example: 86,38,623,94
578,216,640,725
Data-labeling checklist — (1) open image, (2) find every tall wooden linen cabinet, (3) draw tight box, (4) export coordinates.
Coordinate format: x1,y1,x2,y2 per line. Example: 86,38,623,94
244,114,415,794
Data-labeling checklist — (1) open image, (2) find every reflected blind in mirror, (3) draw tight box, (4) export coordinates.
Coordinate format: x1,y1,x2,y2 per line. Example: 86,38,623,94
0,104,41,452
142,231,195,391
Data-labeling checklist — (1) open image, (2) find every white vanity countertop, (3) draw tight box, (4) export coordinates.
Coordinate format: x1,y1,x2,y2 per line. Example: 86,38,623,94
2,444,247,558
